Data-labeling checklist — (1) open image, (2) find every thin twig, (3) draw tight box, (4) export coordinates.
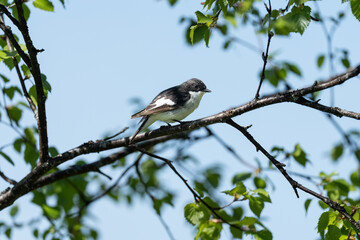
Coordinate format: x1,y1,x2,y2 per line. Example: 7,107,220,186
96,169,112,180
103,127,129,141
0,4,20,28
226,118,299,197
64,179,89,205
226,118,360,232
0,171,17,185
68,155,141,218
15,0,49,163
205,126,257,170
0,14,37,115
133,147,249,232
0,15,31,67
135,158,176,240
255,1,273,99
295,97,360,119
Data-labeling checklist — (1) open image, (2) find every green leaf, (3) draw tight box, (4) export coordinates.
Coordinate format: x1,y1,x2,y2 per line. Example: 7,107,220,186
239,216,257,226
317,55,325,68
224,15,237,27
205,167,221,188
274,6,311,35
304,199,312,214
254,229,273,240
0,74,10,83
42,205,60,219
151,194,173,215
0,151,15,165
218,0,228,15
350,0,360,21
294,0,310,5
264,68,279,87
12,4,30,21
203,0,216,11
184,202,211,226
29,85,37,106
202,197,220,209
24,128,36,145
28,79,50,105
204,28,211,47
196,221,222,240
232,172,252,184
41,74,52,93
223,39,232,49
318,211,329,233
230,225,243,239
24,143,38,166
6,105,22,124
248,196,264,217
318,200,329,210
350,170,360,187
13,138,24,153
33,0,54,12
5,228,11,238
10,205,19,217
21,64,31,79
48,147,59,157
292,143,309,166
330,144,343,161
33,229,39,238
253,189,271,203
0,50,15,59
4,86,22,100
195,11,213,24
153,199,162,215
224,182,247,197
189,25,208,45
324,179,350,198
325,225,341,240
232,207,243,219
355,149,360,162
168,0,178,6
32,190,46,206
254,177,267,189
285,63,302,76
341,58,350,68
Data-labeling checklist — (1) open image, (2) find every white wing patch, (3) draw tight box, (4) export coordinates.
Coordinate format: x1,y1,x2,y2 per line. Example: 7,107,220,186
150,97,175,109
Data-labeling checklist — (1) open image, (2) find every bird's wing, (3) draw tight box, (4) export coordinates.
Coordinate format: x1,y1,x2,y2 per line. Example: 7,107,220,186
131,87,189,119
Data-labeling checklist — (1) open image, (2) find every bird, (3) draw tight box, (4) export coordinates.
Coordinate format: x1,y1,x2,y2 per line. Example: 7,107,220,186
130,78,211,142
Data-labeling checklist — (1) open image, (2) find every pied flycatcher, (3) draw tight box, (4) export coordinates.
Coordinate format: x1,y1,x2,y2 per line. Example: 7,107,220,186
131,78,211,141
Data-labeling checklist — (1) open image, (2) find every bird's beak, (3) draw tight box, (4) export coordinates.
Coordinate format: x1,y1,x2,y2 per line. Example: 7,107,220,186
204,88,211,93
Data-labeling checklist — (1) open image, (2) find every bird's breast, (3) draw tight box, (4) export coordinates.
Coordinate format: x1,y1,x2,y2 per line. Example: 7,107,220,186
151,91,205,123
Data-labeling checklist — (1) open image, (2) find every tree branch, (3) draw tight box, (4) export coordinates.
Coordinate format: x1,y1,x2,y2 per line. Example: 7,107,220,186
0,4,20,28
255,1,273,99
134,147,249,232
0,66,359,211
135,158,176,240
0,14,31,67
0,14,37,115
226,118,360,232
14,0,49,163
295,97,360,119
0,133,188,210
0,171,17,185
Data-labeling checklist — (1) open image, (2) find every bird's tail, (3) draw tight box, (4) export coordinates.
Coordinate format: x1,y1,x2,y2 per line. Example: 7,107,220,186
130,116,150,143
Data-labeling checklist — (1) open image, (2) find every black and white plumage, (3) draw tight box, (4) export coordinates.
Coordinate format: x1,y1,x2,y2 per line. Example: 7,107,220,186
131,78,211,141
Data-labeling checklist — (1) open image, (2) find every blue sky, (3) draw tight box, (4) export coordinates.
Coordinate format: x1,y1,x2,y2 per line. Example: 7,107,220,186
1,0,360,239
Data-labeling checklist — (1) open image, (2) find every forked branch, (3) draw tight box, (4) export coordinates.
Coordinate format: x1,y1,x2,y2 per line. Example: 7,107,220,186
226,118,360,232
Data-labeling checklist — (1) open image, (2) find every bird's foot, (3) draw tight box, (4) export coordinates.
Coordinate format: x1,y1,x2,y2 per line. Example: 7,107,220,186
173,120,189,125
160,123,172,129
